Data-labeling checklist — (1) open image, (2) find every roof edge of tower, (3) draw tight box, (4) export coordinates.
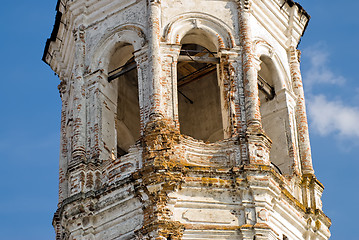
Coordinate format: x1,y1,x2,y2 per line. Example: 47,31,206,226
286,0,311,19
42,0,63,66
286,0,311,45
42,0,312,66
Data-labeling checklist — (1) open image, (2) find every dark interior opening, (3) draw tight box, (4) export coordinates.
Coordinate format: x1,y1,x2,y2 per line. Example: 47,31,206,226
108,44,141,158
177,44,224,142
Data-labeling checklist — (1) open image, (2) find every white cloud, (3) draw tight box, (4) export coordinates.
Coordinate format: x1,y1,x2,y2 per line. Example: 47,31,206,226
302,44,359,142
308,95,359,139
302,45,346,89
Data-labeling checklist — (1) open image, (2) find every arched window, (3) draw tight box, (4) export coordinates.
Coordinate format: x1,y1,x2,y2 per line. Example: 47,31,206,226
258,56,292,174
108,43,140,157
258,56,275,103
177,31,224,142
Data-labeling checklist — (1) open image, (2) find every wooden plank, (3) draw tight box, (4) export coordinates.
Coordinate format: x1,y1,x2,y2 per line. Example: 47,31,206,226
178,64,217,87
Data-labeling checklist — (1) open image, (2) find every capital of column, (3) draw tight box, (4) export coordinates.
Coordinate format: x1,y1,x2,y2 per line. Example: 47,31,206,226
133,45,150,65
219,47,241,61
160,43,181,58
73,24,86,42
235,0,253,11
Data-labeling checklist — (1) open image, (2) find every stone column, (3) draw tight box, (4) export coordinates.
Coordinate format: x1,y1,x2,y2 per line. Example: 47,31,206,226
238,0,271,165
238,0,261,128
58,79,69,203
71,24,87,162
289,46,314,175
148,0,165,117
230,49,250,163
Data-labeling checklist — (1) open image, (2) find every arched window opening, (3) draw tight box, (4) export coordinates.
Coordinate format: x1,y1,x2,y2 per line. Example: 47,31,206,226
108,44,140,158
258,57,275,103
258,56,290,174
177,41,224,143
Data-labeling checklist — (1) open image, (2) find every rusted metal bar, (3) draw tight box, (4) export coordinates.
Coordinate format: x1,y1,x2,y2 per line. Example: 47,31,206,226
180,49,216,55
178,90,194,104
108,62,136,82
178,55,219,64
108,57,135,75
257,74,275,100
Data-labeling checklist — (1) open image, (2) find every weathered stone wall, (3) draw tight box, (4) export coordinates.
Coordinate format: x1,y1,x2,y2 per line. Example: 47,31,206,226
44,0,330,239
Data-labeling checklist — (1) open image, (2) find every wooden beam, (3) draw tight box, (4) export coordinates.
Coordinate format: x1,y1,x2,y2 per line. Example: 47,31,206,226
178,64,217,87
178,55,219,64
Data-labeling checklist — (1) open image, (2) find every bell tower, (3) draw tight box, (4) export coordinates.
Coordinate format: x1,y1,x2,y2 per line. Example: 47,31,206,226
43,0,331,239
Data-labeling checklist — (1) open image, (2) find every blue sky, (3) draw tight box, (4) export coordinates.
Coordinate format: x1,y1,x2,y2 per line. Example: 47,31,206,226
0,1,357,239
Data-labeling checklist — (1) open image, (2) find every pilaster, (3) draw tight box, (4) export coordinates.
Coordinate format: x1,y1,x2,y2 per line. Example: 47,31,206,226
71,24,87,163
159,43,181,128
58,78,69,204
134,46,152,132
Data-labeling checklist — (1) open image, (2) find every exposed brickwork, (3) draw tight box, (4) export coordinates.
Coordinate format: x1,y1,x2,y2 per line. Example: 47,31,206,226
289,47,315,175
238,0,272,166
134,115,185,239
